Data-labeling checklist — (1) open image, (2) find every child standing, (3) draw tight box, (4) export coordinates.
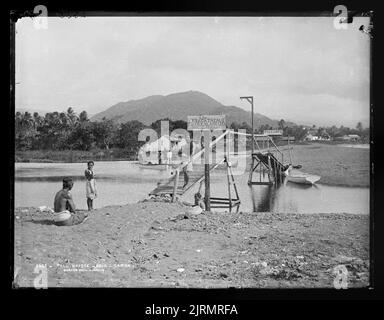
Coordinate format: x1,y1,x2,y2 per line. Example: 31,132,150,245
85,161,97,211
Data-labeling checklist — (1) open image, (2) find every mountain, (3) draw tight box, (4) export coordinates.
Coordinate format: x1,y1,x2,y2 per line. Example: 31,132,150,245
91,90,294,128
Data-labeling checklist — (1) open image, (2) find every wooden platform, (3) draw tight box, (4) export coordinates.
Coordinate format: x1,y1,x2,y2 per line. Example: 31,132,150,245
148,129,241,211
248,151,285,185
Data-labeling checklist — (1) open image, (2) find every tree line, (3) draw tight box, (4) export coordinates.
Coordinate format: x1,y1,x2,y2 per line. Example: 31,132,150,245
15,108,369,153
15,108,190,153
231,119,369,142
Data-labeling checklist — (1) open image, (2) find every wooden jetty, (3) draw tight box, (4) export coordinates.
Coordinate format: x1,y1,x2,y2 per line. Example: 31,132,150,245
248,134,286,186
148,127,290,210
149,130,240,211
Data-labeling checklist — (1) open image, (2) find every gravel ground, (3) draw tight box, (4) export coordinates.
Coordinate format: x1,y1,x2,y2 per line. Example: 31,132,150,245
13,202,369,288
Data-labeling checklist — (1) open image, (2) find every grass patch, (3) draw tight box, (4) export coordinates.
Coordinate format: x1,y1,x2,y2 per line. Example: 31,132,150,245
244,143,369,187
281,143,370,187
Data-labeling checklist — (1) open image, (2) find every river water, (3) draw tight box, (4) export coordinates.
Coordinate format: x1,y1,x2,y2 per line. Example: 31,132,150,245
14,160,369,214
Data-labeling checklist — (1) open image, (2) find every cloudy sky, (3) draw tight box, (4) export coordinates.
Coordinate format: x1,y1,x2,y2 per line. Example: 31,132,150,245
16,16,370,127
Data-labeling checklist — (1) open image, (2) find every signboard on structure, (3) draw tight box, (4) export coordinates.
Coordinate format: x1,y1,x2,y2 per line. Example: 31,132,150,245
280,136,296,141
187,115,226,131
263,129,283,136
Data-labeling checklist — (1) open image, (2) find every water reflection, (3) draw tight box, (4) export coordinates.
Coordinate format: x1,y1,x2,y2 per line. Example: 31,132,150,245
244,180,368,214
249,185,277,212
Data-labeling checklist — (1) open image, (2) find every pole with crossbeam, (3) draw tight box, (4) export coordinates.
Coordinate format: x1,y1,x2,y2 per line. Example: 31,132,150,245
240,96,254,155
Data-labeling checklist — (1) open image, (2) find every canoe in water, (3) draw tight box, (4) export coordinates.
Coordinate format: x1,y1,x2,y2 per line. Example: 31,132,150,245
138,163,176,170
284,166,321,185
285,173,321,185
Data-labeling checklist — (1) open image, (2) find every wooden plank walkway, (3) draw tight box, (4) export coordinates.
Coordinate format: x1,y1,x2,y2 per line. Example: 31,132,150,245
149,129,288,197
149,130,230,197
149,161,224,196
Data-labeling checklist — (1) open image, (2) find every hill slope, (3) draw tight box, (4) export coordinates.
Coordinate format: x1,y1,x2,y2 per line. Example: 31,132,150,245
91,90,291,128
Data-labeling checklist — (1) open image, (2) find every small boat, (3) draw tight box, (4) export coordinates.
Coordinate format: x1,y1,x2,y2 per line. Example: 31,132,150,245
284,166,321,185
138,163,176,170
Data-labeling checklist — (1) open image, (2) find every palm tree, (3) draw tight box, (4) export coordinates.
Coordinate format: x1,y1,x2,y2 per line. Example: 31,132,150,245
59,112,68,126
33,112,43,129
22,112,33,129
66,107,77,126
79,110,88,123
15,111,22,128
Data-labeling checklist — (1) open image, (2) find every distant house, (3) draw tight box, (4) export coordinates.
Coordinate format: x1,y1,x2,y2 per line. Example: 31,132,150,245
138,135,188,165
304,134,319,141
318,131,331,141
335,134,360,142
304,129,331,141
344,134,360,141
349,134,360,141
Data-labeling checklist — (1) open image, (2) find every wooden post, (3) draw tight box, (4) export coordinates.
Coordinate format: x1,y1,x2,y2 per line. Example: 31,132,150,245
204,130,211,211
251,98,254,155
226,132,230,162
248,156,254,185
267,154,272,184
273,157,278,185
204,163,210,210
226,157,232,211
230,165,240,201
172,169,179,202
288,138,293,164
240,96,254,154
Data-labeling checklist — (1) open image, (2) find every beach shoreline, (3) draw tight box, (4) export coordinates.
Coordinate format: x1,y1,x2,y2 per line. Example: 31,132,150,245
14,202,369,288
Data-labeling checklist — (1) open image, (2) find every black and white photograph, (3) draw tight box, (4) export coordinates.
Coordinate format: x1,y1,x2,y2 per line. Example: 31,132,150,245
11,7,373,292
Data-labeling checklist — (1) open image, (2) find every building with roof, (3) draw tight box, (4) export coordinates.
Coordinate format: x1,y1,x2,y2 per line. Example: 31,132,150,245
138,135,188,165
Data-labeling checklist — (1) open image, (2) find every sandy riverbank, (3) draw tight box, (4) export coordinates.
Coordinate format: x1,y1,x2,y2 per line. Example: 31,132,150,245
14,201,369,288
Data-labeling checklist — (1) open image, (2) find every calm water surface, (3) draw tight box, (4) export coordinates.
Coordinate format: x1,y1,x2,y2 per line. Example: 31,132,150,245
14,161,369,214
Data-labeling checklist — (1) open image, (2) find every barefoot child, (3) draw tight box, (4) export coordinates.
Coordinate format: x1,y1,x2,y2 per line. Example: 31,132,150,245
85,161,97,210
194,180,206,210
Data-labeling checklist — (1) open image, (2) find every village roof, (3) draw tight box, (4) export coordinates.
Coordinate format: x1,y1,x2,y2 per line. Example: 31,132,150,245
140,135,187,152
